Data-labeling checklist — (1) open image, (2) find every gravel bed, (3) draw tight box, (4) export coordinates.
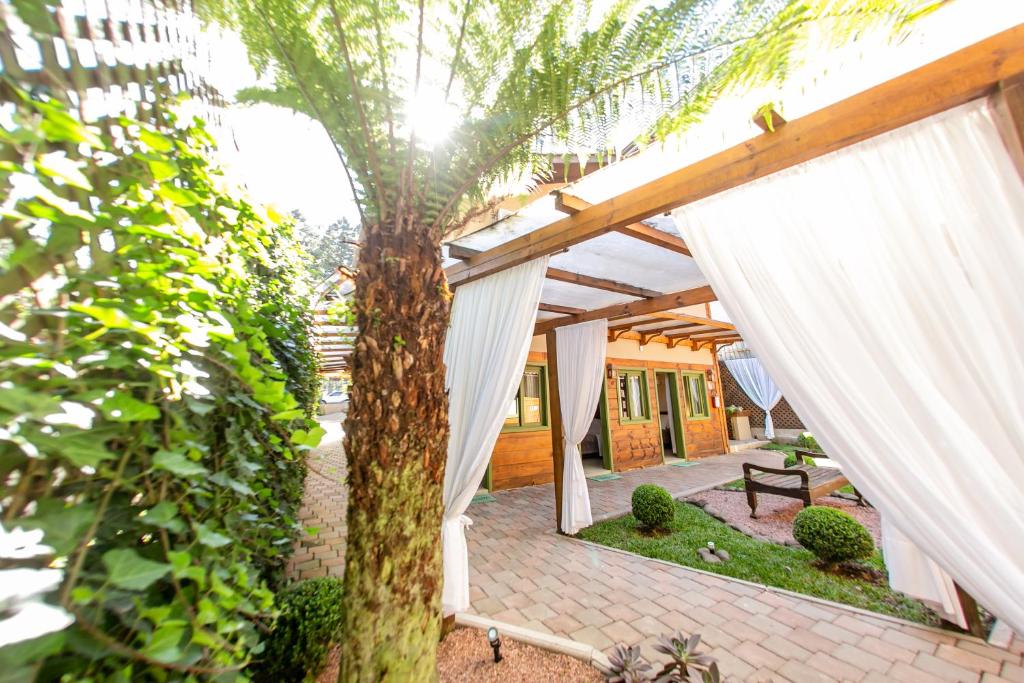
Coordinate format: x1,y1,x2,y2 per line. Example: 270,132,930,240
314,628,604,682
438,627,604,683
689,489,881,547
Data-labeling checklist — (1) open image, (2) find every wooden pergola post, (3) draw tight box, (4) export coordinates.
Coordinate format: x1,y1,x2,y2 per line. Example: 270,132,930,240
545,330,565,533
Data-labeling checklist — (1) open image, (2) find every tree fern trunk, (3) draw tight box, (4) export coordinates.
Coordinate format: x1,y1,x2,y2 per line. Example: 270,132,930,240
339,215,450,682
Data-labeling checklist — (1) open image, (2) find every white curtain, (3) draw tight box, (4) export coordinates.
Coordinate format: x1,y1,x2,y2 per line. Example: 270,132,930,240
555,320,607,534
723,356,783,438
673,98,1024,633
442,257,549,614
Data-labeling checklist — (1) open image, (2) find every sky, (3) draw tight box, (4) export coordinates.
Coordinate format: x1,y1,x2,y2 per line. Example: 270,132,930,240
203,31,360,228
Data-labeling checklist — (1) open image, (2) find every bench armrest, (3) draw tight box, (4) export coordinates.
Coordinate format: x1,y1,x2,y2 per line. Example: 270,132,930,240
742,463,810,487
796,449,828,462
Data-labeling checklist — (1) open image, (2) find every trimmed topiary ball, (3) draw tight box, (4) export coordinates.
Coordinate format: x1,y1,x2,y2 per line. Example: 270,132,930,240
632,484,675,531
255,577,345,683
793,506,874,564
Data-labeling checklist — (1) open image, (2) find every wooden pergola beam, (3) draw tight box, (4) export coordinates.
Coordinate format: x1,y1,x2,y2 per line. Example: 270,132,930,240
638,312,735,331
538,302,588,315
555,192,692,257
534,285,715,336
447,26,1024,288
993,74,1024,178
544,267,661,298
448,243,660,298
608,316,683,332
665,327,740,340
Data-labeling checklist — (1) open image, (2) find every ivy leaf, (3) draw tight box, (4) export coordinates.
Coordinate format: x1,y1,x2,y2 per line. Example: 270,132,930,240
209,471,253,496
270,409,305,421
35,152,92,191
0,386,61,417
153,450,208,477
141,502,185,534
11,0,56,34
99,392,160,422
102,549,171,591
142,623,186,663
138,128,175,153
196,524,231,548
144,156,180,182
23,500,96,556
35,105,104,149
185,398,216,415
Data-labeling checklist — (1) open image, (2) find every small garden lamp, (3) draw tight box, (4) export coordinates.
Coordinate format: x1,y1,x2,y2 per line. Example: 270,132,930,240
487,626,503,663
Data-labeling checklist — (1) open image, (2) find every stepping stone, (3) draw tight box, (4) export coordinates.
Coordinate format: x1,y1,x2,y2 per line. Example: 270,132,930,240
698,548,722,564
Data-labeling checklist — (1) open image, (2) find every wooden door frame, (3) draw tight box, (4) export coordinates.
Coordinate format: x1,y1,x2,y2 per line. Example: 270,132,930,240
655,369,688,461
598,381,614,470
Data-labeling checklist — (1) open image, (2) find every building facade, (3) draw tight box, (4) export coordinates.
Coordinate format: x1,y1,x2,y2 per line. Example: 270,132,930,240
486,335,729,491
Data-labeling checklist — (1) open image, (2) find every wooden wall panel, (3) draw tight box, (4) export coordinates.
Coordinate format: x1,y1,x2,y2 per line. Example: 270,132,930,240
605,366,662,471
489,351,554,491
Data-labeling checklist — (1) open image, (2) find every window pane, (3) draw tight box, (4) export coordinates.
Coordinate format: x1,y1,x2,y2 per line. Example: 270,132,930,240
505,393,520,425
618,375,628,417
686,375,707,417
629,374,644,417
522,369,543,425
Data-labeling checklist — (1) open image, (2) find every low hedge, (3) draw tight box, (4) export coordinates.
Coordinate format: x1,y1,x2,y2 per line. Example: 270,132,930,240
632,484,675,531
255,578,346,682
793,506,874,564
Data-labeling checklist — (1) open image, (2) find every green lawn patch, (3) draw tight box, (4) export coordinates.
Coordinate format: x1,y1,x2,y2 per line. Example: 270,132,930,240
577,500,939,626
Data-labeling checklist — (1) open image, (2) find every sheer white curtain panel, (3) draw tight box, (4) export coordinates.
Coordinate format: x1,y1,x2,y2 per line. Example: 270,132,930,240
441,257,549,613
555,320,607,534
673,99,1024,631
723,356,783,438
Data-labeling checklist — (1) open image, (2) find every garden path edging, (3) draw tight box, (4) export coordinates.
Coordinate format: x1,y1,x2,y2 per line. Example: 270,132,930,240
455,613,612,674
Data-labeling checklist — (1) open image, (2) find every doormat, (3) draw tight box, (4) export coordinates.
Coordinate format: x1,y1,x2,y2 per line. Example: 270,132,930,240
588,473,621,482
470,492,497,504
670,461,698,467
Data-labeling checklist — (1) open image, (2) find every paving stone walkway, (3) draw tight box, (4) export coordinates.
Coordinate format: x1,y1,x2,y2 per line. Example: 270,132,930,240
291,419,1024,682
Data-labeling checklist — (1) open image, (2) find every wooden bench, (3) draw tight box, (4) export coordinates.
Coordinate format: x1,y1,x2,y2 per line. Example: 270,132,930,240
742,450,864,518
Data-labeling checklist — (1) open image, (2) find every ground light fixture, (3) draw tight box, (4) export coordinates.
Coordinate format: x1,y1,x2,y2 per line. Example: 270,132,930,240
487,626,503,663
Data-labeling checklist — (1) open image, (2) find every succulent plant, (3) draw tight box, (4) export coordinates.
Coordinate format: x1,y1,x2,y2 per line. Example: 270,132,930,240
652,632,720,683
605,633,720,683
607,644,655,683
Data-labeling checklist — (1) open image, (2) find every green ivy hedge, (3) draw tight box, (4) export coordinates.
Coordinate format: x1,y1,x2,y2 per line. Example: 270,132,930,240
0,89,320,679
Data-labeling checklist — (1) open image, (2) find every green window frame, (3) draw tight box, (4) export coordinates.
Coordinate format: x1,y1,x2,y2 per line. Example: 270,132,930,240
681,371,710,420
502,364,549,431
616,368,651,424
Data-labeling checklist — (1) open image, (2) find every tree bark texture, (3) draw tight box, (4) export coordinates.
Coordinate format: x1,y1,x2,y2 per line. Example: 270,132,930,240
339,216,451,682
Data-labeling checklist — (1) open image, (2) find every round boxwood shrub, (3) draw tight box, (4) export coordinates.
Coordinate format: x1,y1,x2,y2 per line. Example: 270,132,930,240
793,506,874,564
255,577,346,682
632,484,675,531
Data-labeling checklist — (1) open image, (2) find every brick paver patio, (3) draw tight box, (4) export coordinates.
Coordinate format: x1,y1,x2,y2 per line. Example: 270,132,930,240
291,418,1024,682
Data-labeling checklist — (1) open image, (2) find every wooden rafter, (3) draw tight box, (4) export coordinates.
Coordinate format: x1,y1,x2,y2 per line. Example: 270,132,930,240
993,74,1024,179
446,26,1024,288
555,192,692,256
538,302,588,315
448,243,660,298
534,285,715,336
543,268,661,298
